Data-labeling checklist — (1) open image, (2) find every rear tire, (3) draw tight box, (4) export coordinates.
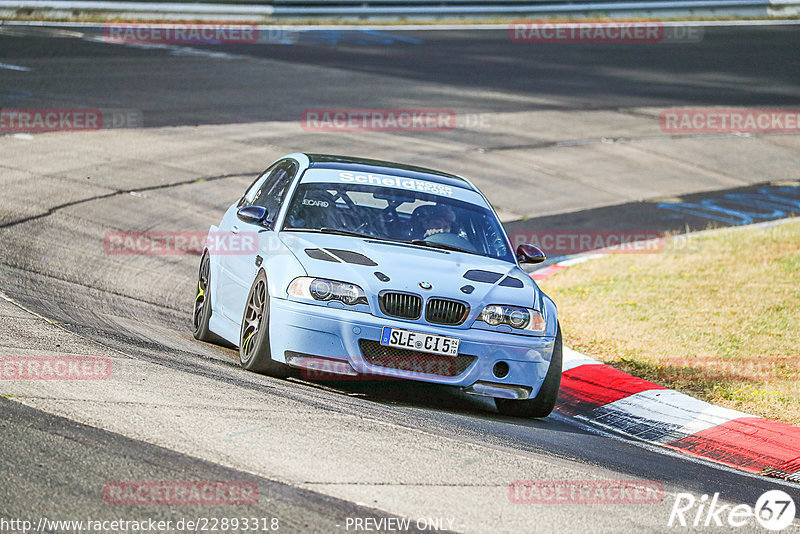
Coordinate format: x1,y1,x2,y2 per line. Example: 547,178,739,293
495,323,562,418
239,271,292,377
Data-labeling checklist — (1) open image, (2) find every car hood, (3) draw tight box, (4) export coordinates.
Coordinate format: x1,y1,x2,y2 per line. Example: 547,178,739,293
279,232,542,310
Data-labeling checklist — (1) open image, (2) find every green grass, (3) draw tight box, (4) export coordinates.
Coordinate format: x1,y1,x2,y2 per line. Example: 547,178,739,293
540,219,800,425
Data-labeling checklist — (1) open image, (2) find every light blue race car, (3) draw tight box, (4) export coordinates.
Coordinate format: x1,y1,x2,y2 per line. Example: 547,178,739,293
193,153,562,417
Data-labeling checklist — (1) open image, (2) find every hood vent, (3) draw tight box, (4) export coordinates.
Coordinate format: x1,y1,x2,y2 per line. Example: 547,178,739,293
326,248,378,266
304,247,377,266
464,270,503,284
305,248,340,262
499,276,524,288
463,270,523,288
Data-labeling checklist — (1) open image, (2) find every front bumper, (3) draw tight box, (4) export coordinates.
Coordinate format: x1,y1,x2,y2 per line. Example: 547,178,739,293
268,297,556,397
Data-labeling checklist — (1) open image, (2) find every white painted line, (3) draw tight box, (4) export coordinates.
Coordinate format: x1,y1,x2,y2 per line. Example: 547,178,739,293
561,358,604,372
85,36,242,60
554,411,800,491
675,403,754,436
0,291,59,325
558,253,606,267
562,347,602,372
0,62,32,71
592,389,750,443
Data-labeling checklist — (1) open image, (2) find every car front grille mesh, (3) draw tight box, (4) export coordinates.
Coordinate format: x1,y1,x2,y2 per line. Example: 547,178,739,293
358,340,475,377
425,298,469,326
379,292,422,320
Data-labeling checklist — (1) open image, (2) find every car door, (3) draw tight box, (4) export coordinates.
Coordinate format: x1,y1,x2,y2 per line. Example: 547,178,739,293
217,159,298,324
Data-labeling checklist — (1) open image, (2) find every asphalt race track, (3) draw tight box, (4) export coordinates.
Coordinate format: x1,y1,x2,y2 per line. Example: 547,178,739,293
1,23,799,533
3,25,800,125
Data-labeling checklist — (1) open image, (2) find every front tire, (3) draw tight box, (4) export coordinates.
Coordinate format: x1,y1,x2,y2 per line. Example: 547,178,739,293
239,271,292,377
193,252,216,342
495,323,562,418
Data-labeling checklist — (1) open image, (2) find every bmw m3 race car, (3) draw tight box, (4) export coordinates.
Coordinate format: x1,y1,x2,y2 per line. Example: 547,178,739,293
193,153,562,417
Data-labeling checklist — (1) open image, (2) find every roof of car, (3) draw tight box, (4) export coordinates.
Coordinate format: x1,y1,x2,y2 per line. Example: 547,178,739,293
305,153,477,192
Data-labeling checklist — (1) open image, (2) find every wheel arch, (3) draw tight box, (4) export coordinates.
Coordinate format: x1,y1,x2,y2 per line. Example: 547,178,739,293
205,247,225,315
258,237,307,302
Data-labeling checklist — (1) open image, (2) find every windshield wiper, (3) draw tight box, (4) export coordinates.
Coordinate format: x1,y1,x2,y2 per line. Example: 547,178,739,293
284,227,378,240
318,228,375,239
410,240,473,254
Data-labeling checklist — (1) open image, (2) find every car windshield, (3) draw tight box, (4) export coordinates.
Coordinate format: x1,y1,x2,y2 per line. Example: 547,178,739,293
282,181,514,262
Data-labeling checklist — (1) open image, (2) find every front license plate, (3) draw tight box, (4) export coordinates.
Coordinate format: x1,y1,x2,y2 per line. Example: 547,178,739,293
380,326,460,357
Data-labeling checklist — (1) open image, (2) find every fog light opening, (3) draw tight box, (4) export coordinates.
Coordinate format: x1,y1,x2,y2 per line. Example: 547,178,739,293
493,361,510,379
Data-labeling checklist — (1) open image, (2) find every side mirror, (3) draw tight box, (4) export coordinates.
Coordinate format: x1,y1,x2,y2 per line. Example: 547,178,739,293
516,244,546,264
237,205,269,225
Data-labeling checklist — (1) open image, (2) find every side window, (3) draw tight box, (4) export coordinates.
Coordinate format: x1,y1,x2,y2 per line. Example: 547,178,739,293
251,161,297,223
241,165,276,207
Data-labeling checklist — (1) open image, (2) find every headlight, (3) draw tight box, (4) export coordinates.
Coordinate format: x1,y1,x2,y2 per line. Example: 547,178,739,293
288,277,368,306
478,305,545,332
310,279,333,300
481,305,505,326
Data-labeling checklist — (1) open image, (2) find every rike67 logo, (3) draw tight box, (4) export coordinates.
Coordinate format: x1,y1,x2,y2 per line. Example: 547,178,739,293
669,490,796,531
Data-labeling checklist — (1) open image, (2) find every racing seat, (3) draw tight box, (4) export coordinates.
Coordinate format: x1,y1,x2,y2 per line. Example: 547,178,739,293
288,189,340,229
